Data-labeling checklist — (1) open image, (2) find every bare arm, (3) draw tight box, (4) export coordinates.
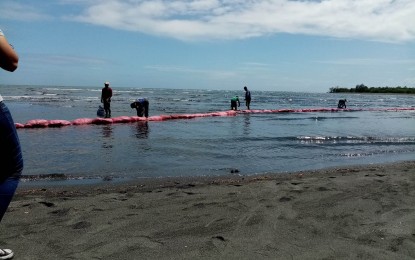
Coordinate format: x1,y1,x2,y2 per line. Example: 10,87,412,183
0,32,19,72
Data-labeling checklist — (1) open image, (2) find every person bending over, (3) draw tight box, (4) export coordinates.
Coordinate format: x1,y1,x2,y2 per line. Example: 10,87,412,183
130,98,149,117
231,96,240,110
338,99,347,109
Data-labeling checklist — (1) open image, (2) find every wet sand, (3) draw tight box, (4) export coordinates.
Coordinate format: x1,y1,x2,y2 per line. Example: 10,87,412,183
2,161,415,259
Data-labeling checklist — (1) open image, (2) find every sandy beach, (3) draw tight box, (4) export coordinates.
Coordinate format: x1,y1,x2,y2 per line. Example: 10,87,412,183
1,161,415,259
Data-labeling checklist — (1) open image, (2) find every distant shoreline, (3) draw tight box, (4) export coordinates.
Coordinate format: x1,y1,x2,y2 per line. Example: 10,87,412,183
329,85,415,94
330,92,415,96
15,160,415,192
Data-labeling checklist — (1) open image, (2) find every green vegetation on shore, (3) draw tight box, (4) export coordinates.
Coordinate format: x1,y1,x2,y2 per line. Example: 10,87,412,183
329,84,415,94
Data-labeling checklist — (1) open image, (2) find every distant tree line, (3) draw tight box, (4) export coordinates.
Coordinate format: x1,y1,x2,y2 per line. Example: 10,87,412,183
329,84,415,94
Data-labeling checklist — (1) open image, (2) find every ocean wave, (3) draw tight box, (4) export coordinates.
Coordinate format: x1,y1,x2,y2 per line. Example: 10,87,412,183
339,148,415,158
224,136,415,144
296,136,415,144
20,173,127,183
44,87,85,91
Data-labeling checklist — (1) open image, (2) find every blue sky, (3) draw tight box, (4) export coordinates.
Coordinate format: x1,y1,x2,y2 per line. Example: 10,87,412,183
0,0,414,92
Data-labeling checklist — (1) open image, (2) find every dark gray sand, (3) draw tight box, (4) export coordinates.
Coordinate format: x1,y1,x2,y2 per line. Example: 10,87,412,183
2,161,415,259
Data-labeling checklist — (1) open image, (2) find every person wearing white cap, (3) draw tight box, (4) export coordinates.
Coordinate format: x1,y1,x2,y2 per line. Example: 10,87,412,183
100,82,113,118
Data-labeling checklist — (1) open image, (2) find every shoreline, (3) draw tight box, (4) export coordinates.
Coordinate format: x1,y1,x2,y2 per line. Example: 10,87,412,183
15,160,415,194
3,161,415,259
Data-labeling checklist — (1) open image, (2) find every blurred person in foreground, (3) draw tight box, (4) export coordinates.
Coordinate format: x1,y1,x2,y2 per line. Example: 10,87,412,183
0,28,23,260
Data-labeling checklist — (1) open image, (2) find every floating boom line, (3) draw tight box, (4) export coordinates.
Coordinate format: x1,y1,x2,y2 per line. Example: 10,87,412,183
15,107,415,129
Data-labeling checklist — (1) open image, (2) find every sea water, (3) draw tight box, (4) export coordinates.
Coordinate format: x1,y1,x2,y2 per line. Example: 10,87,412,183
1,85,414,185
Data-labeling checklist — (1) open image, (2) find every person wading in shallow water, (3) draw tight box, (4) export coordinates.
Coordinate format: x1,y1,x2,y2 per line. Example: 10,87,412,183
338,99,347,109
230,96,240,110
101,82,113,118
0,28,23,260
130,98,149,118
244,86,251,110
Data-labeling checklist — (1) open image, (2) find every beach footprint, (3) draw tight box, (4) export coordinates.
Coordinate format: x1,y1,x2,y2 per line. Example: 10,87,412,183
210,235,228,250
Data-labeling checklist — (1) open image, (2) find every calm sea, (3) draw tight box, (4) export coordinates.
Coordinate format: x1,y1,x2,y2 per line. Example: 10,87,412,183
1,85,414,185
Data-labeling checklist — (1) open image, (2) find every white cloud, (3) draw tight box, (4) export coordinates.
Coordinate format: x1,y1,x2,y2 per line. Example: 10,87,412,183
0,2,51,21
27,53,109,66
315,58,415,65
144,65,238,79
68,0,415,42
3,0,414,42
146,64,235,73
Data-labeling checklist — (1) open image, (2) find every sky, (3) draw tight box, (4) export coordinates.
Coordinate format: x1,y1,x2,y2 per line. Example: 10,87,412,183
0,0,414,92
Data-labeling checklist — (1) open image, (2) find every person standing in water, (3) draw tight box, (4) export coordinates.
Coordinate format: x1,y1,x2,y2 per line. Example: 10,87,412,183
0,28,23,260
101,82,113,118
244,86,251,110
230,96,240,110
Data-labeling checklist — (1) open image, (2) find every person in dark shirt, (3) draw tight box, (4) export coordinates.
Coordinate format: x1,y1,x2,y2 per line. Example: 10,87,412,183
101,82,113,118
338,99,347,109
244,86,251,110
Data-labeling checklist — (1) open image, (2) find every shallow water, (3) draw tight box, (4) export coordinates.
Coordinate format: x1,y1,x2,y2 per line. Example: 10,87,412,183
2,85,414,184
